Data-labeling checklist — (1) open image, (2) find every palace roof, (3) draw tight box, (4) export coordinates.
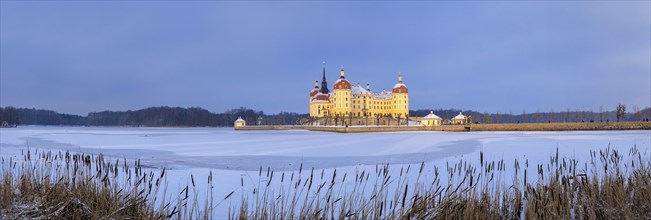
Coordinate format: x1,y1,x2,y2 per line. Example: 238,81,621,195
333,78,352,90
392,83,408,93
423,111,441,119
311,93,330,103
373,89,392,100
310,88,320,97
351,84,371,95
452,112,466,120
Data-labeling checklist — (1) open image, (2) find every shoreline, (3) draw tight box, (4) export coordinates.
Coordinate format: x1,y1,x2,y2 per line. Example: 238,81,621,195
235,122,651,133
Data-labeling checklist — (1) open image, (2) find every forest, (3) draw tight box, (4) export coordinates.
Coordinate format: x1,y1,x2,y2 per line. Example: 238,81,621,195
0,105,649,127
0,106,306,127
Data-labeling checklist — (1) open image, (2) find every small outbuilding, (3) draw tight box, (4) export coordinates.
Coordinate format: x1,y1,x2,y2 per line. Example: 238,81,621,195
421,111,442,126
451,112,468,125
234,117,246,127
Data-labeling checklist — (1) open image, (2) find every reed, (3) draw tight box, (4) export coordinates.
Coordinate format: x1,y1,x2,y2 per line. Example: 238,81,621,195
233,146,650,219
0,149,181,219
1,145,649,219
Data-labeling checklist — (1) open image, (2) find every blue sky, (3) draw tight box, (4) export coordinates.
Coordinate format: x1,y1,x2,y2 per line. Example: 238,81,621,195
1,1,649,115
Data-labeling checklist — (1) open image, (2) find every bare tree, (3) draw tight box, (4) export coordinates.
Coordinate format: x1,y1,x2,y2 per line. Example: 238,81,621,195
483,112,491,124
616,103,626,122
348,113,353,126
633,105,640,121
509,111,514,123
565,108,571,122
375,114,381,126
335,114,339,126
406,114,409,125
549,108,555,122
396,113,402,126
495,112,502,124
535,109,542,123
599,106,604,122
522,109,527,123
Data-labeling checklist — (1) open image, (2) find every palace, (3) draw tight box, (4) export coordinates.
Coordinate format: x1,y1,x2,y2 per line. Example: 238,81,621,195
309,66,409,120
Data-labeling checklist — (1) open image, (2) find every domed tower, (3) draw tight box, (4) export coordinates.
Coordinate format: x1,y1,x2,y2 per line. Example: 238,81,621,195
310,64,332,118
310,81,320,98
309,80,320,113
332,66,352,117
391,72,409,118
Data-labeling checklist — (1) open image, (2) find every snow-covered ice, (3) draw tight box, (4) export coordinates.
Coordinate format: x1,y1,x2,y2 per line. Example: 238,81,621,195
1,126,648,170
1,126,649,218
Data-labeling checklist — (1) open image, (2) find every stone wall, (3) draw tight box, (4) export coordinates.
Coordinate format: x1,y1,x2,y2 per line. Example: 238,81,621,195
235,125,468,133
235,122,651,133
467,122,651,131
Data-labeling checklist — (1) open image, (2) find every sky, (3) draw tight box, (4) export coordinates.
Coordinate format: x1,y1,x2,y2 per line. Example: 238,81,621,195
1,1,650,115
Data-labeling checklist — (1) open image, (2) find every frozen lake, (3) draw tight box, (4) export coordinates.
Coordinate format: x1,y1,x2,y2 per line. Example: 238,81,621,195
1,126,649,171
1,126,649,218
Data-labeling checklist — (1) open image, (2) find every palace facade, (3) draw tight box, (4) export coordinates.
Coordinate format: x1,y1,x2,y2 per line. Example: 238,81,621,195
309,66,409,119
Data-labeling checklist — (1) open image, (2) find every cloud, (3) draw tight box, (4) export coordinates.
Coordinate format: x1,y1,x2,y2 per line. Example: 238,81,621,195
1,1,649,115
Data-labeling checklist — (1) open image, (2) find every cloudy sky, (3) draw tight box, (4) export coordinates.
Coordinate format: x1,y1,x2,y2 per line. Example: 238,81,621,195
1,1,649,115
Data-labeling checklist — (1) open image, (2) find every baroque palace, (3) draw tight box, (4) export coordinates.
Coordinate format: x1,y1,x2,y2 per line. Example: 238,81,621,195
309,66,409,122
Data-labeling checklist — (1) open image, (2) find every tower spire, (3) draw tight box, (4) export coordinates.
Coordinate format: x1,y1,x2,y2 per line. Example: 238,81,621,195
320,62,330,94
340,65,345,78
398,72,403,83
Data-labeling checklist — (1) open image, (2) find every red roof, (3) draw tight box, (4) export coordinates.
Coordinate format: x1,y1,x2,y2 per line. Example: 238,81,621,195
333,79,352,90
392,85,408,93
313,94,330,101
310,88,319,97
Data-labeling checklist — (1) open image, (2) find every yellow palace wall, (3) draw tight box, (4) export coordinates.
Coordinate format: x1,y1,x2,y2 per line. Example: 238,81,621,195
310,93,408,118
331,89,352,116
309,70,409,119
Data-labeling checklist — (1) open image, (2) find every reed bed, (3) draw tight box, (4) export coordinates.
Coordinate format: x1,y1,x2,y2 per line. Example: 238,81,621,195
1,146,650,219
0,149,190,219
233,146,650,219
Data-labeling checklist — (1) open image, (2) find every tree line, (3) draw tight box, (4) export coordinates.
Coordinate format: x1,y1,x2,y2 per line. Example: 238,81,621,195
0,106,307,127
410,105,651,124
1,105,649,127
0,107,86,127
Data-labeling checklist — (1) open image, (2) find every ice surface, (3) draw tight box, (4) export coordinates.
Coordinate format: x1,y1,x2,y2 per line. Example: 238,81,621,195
1,126,649,218
1,126,649,171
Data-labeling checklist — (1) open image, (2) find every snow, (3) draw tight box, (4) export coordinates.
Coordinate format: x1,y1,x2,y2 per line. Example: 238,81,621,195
2,126,647,169
423,111,441,119
351,84,371,95
393,83,407,89
452,112,466,120
334,78,350,86
373,90,392,99
235,117,245,122
1,126,649,218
